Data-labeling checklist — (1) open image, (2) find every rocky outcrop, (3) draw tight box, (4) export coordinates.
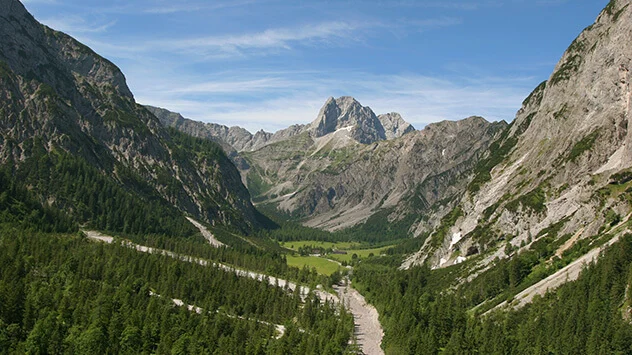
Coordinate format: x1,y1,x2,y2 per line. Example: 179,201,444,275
0,0,260,230
404,0,632,269
378,112,415,139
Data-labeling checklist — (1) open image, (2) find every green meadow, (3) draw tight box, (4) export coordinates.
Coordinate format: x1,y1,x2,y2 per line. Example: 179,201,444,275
285,255,342,275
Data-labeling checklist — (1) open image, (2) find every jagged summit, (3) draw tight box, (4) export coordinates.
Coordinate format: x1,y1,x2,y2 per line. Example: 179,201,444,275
310,96,413,144
310,96,385,143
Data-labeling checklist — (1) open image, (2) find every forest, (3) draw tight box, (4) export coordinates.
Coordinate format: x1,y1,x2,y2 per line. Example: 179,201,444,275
352,235,632,354
0,226,355,354
0,161,356,354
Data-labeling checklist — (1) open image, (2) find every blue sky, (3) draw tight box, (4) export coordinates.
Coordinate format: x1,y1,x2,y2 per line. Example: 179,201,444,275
23,0,608,133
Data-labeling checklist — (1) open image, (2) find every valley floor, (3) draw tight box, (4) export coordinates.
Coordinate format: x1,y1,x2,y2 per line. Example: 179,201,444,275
335,279,385,355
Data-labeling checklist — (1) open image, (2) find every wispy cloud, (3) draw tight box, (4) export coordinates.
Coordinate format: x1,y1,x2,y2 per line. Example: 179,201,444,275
132,68,537,133
40,15,116,34
143,0,260,14
152,21,363,56
22,0,59,4
65,20,369,60
167,78,301,95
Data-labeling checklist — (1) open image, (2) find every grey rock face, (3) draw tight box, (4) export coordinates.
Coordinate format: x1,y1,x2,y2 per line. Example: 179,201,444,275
405,0,632,269
378,113,415,139
310,96,387,144
0,0,260,230
0,0,132,99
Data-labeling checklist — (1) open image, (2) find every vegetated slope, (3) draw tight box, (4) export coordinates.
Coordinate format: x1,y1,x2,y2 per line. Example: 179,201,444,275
0,227,355,354
405,0,632,270
353,233,632,354
156,97,506,238
0,0,260,237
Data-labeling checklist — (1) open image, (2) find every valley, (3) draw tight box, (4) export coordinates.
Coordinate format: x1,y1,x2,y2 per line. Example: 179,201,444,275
2,0,632,354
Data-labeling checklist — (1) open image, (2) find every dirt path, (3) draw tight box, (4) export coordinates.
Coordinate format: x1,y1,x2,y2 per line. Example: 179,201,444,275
83,230,113,243
149,291,286,339
185,217,226,248
334,278,384,355
84,230,338,303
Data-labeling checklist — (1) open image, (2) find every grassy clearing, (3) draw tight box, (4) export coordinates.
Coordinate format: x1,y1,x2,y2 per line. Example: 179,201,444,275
327,246,391,262
282,240,392,272
285,255,342,275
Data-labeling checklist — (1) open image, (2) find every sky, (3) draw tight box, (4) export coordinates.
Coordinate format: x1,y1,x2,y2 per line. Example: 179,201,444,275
22,0,609,133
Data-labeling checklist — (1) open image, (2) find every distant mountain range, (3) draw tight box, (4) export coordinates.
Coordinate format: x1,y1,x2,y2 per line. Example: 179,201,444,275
151,97,505,239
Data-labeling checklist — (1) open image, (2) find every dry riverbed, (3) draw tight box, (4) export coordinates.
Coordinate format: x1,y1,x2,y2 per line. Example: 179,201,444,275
335,278,384,355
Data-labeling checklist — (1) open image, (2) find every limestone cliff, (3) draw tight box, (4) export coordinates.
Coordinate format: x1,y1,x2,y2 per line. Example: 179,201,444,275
404,0,632,269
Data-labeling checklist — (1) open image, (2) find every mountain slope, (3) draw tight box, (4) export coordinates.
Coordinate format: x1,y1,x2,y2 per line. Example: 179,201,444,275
247,116,504,234
406,0,632,269
0,0,260,235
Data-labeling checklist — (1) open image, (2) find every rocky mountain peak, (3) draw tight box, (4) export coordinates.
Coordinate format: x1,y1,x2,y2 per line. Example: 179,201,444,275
310,96,386,144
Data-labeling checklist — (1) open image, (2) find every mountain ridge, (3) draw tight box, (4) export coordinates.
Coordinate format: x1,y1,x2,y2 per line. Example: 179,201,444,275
149,95,415,154
404,0,632,269
0,0,261,235
154,98,505,236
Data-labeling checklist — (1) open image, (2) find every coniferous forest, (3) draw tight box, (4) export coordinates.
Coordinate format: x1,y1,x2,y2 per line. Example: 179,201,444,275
0,226,354,354
352,236,632,354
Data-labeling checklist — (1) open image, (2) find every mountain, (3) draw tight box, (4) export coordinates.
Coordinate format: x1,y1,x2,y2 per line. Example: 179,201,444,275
0,0,260,235
309,96,387,143
154,97,507,238
245,115,504,235
404,0,632,269
149,96,413,154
